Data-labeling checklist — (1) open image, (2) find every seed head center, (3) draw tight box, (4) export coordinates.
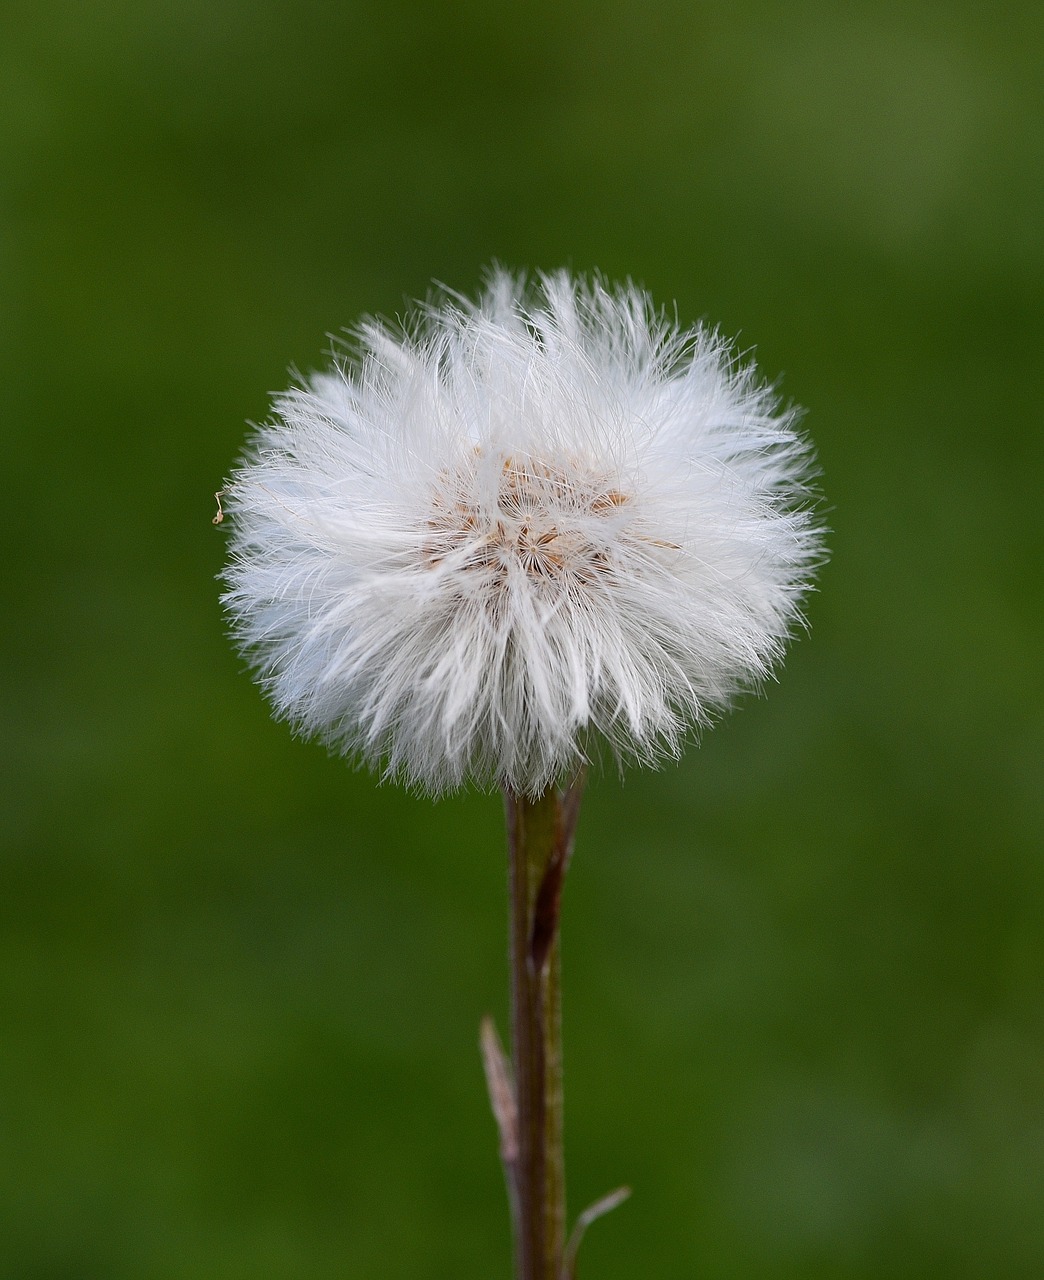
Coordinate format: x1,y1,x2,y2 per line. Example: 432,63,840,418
425,455,629,584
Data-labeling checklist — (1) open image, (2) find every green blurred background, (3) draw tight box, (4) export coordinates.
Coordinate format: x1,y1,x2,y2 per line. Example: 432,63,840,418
3,0,1042,1275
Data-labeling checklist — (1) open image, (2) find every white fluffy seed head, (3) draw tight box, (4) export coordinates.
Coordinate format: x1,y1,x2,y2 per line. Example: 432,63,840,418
222,269,824,796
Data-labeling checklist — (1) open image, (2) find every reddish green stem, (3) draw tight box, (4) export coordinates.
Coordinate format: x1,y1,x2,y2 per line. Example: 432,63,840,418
503,779,584,1280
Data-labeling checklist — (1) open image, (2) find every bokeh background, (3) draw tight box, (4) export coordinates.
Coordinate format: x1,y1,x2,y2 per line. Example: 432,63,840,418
4,0,1042,1275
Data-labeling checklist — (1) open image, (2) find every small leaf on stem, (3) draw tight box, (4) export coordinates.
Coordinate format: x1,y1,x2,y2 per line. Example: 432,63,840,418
560,1186,631,1280
480,1015,518,1164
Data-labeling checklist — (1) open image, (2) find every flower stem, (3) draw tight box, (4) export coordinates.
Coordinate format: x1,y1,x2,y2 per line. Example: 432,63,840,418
502,778,584,1280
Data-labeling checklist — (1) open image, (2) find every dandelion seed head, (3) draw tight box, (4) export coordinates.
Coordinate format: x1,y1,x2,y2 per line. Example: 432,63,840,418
222,269,823,796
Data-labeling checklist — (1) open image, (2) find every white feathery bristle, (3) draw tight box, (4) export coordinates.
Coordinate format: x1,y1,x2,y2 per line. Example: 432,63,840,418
222,269,823,796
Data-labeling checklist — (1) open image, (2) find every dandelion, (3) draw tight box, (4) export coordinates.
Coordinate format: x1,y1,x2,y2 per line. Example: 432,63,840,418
222,270,820,798
219,269,823,1280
